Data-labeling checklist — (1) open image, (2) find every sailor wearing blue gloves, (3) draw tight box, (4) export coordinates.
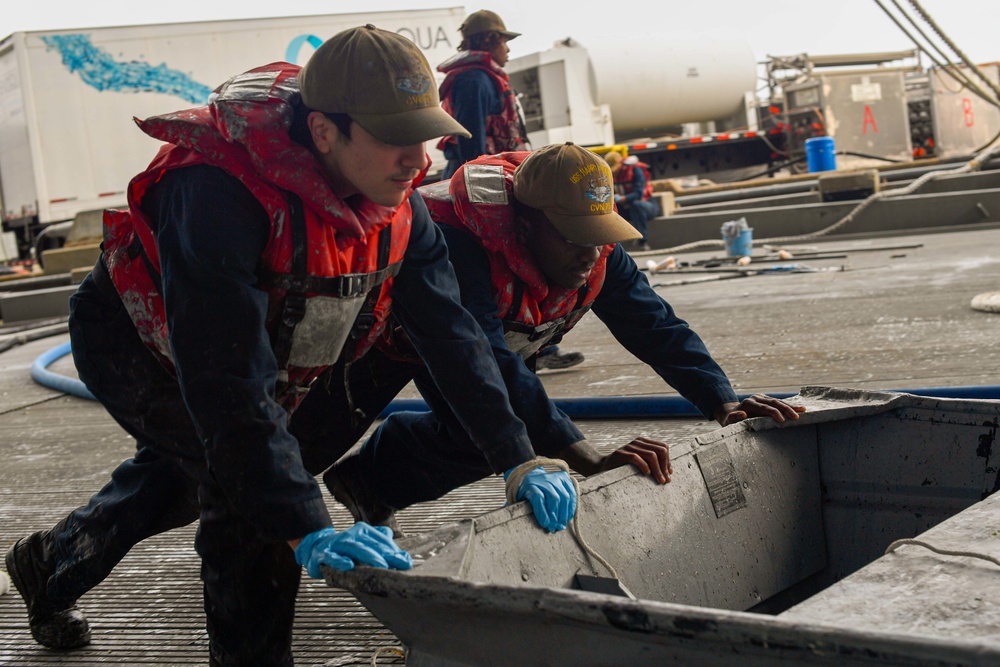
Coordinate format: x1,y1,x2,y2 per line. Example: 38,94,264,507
294,524,412,578
318,143,803,546
3,27,544,667
504,464,578,532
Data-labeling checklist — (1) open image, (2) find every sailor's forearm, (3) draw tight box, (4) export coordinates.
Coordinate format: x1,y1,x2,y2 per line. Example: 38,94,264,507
555,439,603,476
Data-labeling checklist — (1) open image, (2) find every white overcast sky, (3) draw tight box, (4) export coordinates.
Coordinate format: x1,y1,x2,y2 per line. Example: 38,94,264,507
1,0,995,66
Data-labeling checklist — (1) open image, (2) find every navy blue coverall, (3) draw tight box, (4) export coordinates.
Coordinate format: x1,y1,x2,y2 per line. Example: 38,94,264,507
441,68,501,179
49,165,532,667
350,224,740,510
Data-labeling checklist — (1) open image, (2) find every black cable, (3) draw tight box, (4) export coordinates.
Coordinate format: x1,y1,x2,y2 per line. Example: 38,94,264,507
972,125,1000,155
756,129,789,157
721,155,811,182
907,0,1000,100
872,0,1000,109
837,151,904,164
720,148,906,184
888,0,988,97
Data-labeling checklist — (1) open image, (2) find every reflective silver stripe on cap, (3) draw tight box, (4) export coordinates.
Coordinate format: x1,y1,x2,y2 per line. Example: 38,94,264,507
464,164,508,205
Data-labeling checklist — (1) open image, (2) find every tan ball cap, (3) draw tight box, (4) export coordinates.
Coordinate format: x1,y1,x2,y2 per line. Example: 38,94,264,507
604,150,624,172
460,10,520,40
298,24,471,146
513,143,643,246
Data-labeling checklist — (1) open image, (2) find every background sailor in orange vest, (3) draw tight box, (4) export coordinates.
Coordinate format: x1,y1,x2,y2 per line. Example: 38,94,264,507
438,10,584,370
436,9,530,179
605,150,660,251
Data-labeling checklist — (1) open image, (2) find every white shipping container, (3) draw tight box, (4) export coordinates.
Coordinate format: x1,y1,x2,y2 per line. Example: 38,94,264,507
0,7,465,231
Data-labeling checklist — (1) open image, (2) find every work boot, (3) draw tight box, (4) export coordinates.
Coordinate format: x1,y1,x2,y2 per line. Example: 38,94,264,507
535,349,585,370
5,531,92,649
323,456,403,539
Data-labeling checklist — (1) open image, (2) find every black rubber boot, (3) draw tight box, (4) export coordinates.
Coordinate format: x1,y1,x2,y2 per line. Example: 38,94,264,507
535,349,585,370
5,531,92,649
323,455,403,539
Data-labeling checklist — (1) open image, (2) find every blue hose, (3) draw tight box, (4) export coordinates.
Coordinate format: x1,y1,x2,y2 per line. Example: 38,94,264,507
30,341,1000,418
378,388,1000,419
31,341,96,401
380,394,793,419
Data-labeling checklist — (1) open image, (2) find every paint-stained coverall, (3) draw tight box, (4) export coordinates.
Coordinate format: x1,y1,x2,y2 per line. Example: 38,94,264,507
44,144,534,667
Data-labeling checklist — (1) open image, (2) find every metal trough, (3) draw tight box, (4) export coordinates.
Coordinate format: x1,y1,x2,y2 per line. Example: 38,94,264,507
325,387,1000,666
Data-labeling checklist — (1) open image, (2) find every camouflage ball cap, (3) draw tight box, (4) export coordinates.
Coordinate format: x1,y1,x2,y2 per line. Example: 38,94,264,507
298,25,471,146
513,143,642,246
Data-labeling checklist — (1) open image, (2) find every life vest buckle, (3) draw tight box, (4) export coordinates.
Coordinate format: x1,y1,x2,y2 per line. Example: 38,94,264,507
281,293,307,327
338,274,368,298
350,313,376,339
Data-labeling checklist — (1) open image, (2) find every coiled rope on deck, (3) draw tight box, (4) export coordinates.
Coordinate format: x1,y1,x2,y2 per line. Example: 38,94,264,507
504,457,619,580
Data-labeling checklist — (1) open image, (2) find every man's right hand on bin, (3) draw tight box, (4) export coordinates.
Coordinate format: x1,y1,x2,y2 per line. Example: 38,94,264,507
292,524,413,578
505,466,577,533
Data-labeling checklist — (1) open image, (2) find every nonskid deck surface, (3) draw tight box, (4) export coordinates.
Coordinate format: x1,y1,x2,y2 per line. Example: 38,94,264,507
2,226,999,665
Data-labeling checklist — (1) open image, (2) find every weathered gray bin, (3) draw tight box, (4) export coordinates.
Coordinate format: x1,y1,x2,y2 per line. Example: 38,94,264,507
326,387,1000,666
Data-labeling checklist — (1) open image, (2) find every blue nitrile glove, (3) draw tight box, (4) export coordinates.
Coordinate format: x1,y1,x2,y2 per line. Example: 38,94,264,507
504,466,578,533
294,524,413,579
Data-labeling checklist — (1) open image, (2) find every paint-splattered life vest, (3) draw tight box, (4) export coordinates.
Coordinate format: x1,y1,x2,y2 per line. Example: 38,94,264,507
436,51,530,156
420,152,611,359
102,63,412,411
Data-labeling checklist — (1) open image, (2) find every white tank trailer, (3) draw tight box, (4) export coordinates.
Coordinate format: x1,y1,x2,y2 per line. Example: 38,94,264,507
507,31,758,147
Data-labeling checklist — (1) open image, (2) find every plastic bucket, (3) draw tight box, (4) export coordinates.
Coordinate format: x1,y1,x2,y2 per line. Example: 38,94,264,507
805,136,837,173
724,228,753,257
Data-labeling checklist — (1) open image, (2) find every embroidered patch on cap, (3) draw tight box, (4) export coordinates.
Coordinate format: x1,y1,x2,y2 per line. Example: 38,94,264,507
586,176,613,204
396,74,432,95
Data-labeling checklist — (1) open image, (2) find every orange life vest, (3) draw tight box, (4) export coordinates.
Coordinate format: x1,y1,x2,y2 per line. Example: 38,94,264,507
615,160,654,200
102,63,413,411
420,152,611,359
436,51,530,156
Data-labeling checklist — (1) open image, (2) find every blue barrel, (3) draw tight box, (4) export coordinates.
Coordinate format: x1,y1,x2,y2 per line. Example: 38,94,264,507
805,136,836,172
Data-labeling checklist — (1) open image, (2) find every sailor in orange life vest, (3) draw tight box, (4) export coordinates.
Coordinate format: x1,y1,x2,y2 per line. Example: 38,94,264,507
436,9,530,179
604,150,660,251
437,10,584,370
319,142,806,532
3,26,577,667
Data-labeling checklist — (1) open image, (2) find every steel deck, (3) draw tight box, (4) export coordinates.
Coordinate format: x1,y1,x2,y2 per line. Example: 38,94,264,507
2,225,999,665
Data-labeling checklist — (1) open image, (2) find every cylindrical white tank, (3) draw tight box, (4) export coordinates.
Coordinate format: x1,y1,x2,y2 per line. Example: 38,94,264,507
580,31,757,134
